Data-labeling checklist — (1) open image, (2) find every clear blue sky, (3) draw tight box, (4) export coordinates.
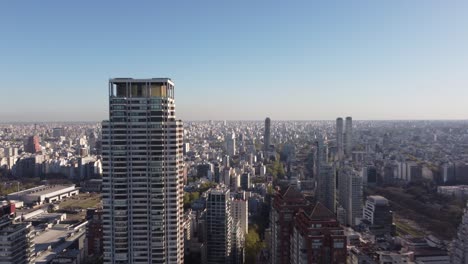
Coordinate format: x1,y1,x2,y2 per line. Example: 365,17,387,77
1,0,467,121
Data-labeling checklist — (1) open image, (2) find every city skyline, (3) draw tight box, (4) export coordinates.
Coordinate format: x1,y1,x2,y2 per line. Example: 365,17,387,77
1,1,468,121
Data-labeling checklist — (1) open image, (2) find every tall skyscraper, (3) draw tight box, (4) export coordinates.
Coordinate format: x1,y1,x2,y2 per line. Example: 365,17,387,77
344,116,353,156
336,117,344,160
102,78,184,264
264,117,271,151
226,132,236,156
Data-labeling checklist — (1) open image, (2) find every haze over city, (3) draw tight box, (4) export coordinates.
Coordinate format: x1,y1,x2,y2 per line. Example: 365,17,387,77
1,0,468,121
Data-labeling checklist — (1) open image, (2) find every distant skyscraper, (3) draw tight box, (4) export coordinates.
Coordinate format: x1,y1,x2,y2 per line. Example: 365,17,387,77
102,78,184,264
317,164,336,213
336,117,344,160
24,135,41,153
240,173,251,190
344,117,353,156
314,137,336,212
338,166,363,226
52,127,65,138
264,117,271,151
226,132,236,156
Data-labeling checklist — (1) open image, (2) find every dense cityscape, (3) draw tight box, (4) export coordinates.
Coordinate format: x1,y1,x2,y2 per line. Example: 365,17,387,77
0,78,468,263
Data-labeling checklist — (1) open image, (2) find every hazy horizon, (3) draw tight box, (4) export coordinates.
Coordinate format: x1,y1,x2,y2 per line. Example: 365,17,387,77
1,1,467,122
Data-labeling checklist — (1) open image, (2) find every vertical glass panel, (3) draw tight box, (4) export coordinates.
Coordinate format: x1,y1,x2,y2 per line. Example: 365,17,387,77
151,84,162,97
150,83,167,97
130,83,147,97
116,83,127,97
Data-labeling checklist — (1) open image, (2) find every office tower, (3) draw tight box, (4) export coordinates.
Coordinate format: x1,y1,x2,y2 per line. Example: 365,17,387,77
24,135,41,153
240,173,251,190
270,185,311,264
223,155,230,168
214,163,221,183
290,203,347,264
336,117,344,160
205,187,233,264
52,127,65,138
183,142,190,155
440,162,455,184
338,166,363,226
362,196,393,236
344,116,353,156
313,136,328,178
452,202,468,264
232,198,248,235
226,132,236,156
407,162,423,182
317,164,336,213
102,78,184,264
362,165,377,186
314,137,335,212
264,117,271,151
0,216,35,264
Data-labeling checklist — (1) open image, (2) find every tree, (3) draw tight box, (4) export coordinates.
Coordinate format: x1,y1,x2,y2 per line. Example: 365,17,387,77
245,227,266,263
199,181,216,194
184,191,202,210
189,192,199,202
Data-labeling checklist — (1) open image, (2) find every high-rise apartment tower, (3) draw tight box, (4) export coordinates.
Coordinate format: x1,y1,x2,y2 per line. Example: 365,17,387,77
344,117,353,156
336,117,344,160
264,117,271,151
102,78,184,264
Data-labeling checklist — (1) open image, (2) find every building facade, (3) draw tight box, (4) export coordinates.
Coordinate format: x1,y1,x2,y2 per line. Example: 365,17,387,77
102,78,184,264
362,195,393,236
0,216,35,264
205,187,234,264
290,203,347,264
452,202,468,264
338,166,363,226
270,186,312,264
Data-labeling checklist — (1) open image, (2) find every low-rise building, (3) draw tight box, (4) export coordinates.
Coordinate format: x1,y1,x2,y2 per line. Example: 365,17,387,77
7,185,79,205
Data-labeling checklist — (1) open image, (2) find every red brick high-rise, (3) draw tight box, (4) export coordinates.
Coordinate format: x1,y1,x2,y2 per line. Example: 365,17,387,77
270,186,347,264
291,203,347,264
270,185,312,264
24,135,41,153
